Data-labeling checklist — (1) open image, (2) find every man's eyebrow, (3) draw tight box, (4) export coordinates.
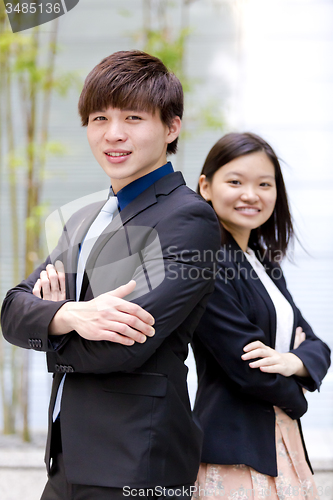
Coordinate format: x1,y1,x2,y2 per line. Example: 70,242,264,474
121,108,147,112
90,108,147,113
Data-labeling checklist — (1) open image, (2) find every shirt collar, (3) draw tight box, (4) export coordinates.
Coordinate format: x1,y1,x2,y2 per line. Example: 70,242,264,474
113,162,174,211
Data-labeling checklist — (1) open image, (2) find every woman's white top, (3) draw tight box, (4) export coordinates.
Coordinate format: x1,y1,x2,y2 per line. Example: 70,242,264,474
244,248,294,353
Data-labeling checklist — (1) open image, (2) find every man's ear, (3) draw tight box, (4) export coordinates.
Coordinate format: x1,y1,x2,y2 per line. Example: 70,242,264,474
166,116,182,144
198,175,211,201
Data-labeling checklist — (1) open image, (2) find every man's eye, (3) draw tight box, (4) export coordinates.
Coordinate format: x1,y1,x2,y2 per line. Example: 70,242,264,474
94,116,107,121
127,115,142,121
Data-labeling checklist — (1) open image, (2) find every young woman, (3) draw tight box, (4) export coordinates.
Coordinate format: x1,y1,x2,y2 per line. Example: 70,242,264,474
192,132,330,500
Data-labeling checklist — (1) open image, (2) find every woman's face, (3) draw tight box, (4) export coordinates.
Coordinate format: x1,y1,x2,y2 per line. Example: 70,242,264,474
199,151,277,245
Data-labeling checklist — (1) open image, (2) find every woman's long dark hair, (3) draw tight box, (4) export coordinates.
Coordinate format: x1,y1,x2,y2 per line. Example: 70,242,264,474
197,132,294,259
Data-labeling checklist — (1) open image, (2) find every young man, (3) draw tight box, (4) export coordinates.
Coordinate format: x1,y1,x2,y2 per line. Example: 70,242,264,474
1,51,220,499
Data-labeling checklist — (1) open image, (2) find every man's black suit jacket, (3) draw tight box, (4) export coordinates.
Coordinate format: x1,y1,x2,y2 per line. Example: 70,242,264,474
1,172,221,488
192,237,331,477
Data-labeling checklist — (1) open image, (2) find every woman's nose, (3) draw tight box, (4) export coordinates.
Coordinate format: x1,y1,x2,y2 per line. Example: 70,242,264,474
240,187,259,203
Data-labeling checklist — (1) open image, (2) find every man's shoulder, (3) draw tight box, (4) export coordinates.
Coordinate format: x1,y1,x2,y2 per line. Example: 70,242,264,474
48,189,109,236
63,200,104,230
152,181,221,254
157,176,216,216
159,187,220,236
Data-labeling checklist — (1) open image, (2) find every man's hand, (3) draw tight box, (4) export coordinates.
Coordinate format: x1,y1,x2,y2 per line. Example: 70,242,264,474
33,263,155,346
53,281,155,345
33,261,66,301
241,337,309,378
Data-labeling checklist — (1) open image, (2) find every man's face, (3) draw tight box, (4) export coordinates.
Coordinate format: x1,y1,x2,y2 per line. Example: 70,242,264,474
87,107,181,193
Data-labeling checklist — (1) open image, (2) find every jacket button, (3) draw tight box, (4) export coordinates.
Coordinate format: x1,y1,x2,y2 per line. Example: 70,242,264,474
28,338,42,350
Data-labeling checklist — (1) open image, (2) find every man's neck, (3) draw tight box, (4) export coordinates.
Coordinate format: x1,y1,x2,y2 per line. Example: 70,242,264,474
113,162,174,211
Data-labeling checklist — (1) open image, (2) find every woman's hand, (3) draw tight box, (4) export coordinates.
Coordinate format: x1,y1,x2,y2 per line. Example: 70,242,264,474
33,261,66,301
241,337,309,377
293,326,306,349
293,327,308,392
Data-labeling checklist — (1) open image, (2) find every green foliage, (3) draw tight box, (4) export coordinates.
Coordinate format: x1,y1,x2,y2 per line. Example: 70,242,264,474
138,0,225,162
25,202,50,231
0,16,76,440
144,28,192,83
53,72,82,96
46,141,67,156
199,99,225,131
118,8,132,17
9,39,80,96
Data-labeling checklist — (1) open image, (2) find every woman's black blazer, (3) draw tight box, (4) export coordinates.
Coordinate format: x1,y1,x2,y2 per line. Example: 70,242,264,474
192,238,331,477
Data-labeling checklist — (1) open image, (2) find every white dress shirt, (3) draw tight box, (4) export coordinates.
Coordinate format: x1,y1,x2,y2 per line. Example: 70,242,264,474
244,248,294,353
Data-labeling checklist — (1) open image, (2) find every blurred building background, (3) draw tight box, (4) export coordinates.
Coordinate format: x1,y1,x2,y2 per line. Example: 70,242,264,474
1,0,333,462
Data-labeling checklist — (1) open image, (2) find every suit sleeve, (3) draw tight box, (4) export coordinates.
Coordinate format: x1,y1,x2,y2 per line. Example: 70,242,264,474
1,226,74,352
2,201,221,373
194,263,308,420
1,202,109,352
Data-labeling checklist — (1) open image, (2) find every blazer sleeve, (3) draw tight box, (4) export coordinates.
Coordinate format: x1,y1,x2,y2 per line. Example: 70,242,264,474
194,262,308,420
277,270,331,391
2,201,221,374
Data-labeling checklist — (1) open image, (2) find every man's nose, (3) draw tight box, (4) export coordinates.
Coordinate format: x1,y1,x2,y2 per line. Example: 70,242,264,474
104,121,127,142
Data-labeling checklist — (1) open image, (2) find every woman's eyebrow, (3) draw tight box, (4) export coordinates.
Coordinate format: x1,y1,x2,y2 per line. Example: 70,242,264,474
224,171,243,176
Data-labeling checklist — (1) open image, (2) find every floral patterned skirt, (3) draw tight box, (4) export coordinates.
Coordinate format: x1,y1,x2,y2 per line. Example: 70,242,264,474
193,407,318,500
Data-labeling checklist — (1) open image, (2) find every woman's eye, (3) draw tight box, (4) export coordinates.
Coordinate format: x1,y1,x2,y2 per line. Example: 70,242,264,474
260,182,271,187
228,180,241,185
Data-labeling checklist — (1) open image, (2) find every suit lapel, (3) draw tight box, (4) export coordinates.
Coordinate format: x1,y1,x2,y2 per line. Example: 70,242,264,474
79,171,185,301
232,241,278,347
